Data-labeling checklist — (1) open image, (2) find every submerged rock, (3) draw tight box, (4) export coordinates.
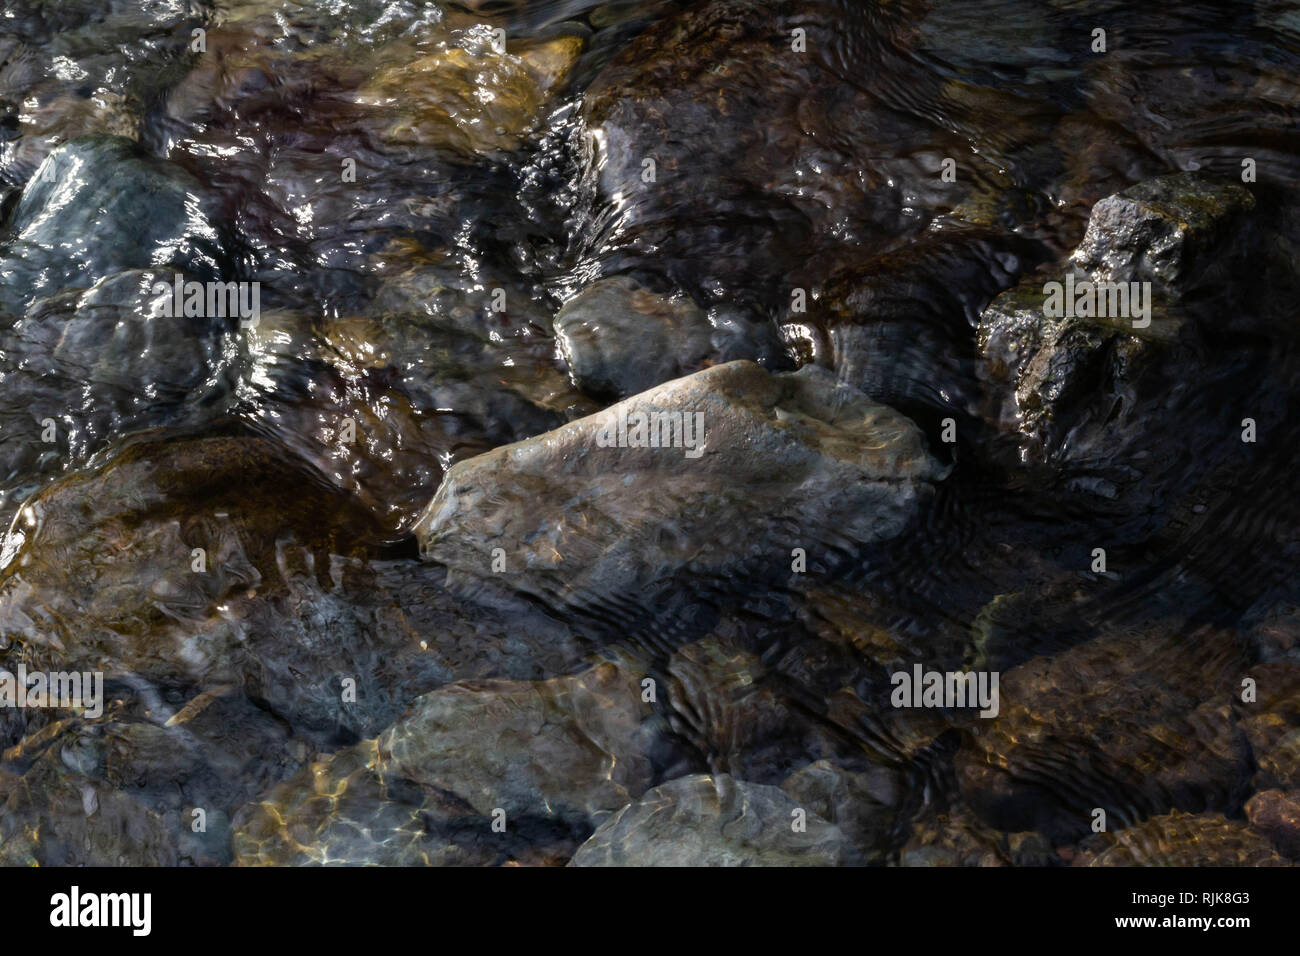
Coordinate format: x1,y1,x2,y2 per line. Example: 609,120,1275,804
1245,789,1300,859
0,435,589,744
238,308,567,532
416,360,947,624
0,689,308,865
232,741,513,866
0,1,202,184
810,228,1040,423
0,269,235,515
663,626,878,785
0,742,178,866
780,759,904,863
355,31,584,157
899,803,1058,868
377,660,676,826
1076,811,1287,867
553,276,715,399
0,136,231,312
1238,661,1300,792
569,773,860,866
955,625,1253,841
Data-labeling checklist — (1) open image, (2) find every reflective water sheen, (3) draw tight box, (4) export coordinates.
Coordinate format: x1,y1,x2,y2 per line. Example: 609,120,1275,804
0,0,1298,866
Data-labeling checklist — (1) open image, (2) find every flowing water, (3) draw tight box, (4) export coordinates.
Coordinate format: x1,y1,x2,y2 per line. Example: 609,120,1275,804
0,0,1297,865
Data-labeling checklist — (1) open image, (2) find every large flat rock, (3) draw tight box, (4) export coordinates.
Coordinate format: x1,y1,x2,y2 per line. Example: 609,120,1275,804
415,361,947,621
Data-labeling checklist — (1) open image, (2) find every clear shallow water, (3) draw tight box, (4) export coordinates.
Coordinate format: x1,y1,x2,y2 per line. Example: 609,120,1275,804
0,0,1297,865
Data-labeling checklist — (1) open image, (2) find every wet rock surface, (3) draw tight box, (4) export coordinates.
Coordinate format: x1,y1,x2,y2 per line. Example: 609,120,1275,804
569,774,861,866
0,136,230,313
416,360,947,624
554,275,715,399
377,660,675,825
1076,812,1288,867
955,626,1253,841
977,174,1263,502
0,0,1297,868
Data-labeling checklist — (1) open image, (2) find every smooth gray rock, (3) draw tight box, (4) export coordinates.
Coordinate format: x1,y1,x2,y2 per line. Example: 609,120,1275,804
415,360,947,619
568,773,860,866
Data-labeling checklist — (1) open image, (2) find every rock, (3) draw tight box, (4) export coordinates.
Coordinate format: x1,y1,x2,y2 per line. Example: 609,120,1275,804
574,0,913,309
1069,174,1257,295
232,742,512,866
0,689,308,865
955,625,1253,841
0,136,230,312
104,688,308,858
162,3,573,324
976,173,1261,506
553,276,715,399
416,360,947,625
569,773,860,866
663,626,875,784
0,435,590,745
1238,661,1300,791
355,32,584,157
0,740,177,866
377,660,674,826
780,759,904,862
1245,789,1300,859
0,1,201,184
238,308,567,532
899,803,1057,867
1076,811,1288,867
0,269,235,514
809,228,1041,423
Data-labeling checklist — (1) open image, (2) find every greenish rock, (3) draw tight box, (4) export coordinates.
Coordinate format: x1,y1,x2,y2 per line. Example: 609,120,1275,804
0,136,230,312
976,173,1258,504
1069,173,1257,296
568,773,860,866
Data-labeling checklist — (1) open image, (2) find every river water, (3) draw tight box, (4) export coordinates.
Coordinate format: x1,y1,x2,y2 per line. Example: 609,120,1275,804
0,0,1297,865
